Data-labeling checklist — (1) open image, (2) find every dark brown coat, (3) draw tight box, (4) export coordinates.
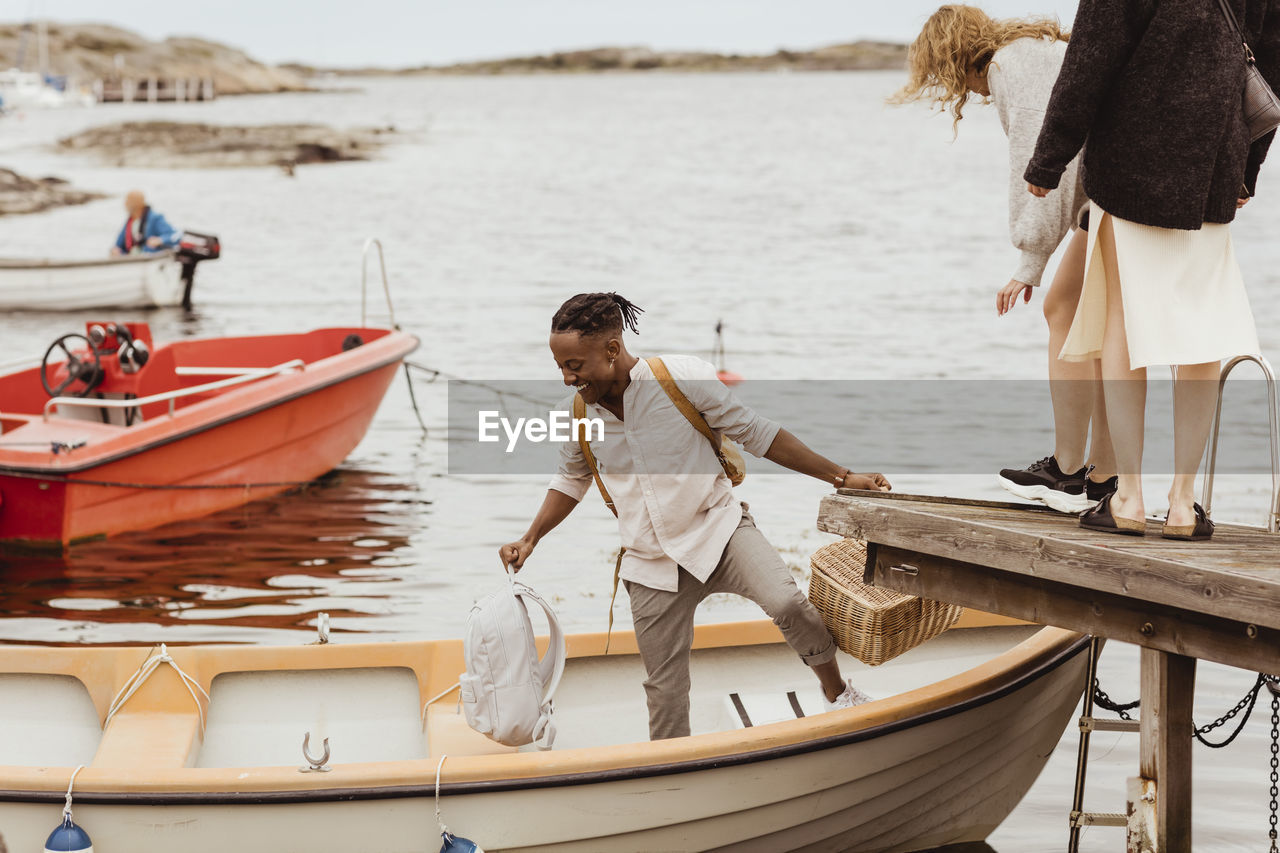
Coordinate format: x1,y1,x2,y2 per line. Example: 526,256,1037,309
1025,0,1280,229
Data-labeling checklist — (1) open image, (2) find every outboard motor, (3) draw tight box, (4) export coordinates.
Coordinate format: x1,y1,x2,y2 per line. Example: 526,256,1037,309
174,230,221,310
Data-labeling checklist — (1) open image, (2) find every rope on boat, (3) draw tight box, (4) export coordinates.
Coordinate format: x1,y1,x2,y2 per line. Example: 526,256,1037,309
0,468,321,490
105,643,211,734
63,764,85,820
435,754,450,835
420,681,462,724
404,361,560,409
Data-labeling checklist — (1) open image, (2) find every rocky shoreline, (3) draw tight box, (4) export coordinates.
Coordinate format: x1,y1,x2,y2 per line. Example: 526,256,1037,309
57,121,395,169
0,168,102,216
0,22,306,95
303,41,908,77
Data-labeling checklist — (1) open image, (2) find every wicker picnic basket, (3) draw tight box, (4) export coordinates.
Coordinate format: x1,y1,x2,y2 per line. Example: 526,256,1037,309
807,538,962,666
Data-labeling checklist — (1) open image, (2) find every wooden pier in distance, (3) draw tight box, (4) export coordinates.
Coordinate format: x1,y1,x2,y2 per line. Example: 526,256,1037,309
817,490,1280,853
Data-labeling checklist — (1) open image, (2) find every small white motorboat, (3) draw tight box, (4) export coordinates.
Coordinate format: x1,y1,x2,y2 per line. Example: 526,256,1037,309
0,613,1088,852
0,233,219,311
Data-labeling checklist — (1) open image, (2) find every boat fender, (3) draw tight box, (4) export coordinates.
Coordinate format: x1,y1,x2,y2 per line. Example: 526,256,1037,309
45,767,92,852
439,831,483,853
44,815,93,853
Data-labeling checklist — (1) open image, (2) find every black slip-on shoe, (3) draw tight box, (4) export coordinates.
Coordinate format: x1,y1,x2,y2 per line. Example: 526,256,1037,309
1162,503,1215,541
1080,492,1146,536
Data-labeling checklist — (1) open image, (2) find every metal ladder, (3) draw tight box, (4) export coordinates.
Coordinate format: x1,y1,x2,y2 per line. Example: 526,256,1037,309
1201,353,1280,532
1068,638,1140,852
1068,355,1279,851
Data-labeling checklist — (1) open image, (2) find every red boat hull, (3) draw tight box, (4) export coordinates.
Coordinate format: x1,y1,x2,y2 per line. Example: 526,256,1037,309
0,327,418,549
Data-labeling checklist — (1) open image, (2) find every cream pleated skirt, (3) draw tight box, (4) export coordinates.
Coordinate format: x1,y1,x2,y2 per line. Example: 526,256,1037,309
1060,203,1260,369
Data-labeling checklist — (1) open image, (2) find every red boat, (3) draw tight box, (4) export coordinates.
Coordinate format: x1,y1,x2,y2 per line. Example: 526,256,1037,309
0,320,418,549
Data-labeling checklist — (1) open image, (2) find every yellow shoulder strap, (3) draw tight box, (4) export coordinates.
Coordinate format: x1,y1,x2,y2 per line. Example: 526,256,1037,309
646,356,720,448
573,392,617,518
574,393,625,653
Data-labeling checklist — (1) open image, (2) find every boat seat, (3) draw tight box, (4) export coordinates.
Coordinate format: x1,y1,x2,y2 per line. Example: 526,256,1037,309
93,711,201,769
425,702,517,757
719,689,825,731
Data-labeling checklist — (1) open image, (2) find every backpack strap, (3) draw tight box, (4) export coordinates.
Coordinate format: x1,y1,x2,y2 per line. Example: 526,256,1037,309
646,357,736,478
646,357,719,446
512,583,566,705
571,393,625,654
573,392,616,517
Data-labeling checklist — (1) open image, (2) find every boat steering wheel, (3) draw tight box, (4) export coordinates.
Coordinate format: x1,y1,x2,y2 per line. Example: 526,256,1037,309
41,333,104,398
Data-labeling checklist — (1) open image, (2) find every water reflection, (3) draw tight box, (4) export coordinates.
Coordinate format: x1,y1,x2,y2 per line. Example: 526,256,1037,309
1,468,427,644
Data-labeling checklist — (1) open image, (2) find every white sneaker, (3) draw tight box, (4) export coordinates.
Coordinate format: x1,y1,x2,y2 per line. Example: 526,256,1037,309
824,679,873,711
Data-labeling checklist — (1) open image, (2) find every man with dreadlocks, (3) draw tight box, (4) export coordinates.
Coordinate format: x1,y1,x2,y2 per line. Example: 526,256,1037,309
498,292,891,741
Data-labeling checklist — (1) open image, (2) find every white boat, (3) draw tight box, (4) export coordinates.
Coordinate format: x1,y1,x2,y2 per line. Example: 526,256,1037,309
0,614,1088,852
0,68,94,110
0,236,219,311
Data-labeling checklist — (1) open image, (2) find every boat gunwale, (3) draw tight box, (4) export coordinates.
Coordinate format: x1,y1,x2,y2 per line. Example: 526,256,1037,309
0,328,419,474
0,626,1088,805
0,252,174,270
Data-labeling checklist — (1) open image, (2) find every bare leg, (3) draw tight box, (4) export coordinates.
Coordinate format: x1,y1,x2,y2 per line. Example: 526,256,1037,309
1097,214,1147,523
1045,228,1116,478
1044,228,1095,473
1169,361,1221,526
1087,361,1116,480
813,659,846,702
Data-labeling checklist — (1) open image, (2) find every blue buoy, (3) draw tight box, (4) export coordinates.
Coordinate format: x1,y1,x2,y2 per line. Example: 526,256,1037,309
439,831,483,853
44,814,93,852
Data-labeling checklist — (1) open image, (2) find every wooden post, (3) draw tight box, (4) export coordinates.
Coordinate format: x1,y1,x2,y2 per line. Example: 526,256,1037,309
148,75,157,103
1133,648,1196,853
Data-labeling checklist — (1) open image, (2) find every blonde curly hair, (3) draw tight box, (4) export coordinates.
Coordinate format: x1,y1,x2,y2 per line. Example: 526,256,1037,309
890,5,1068,131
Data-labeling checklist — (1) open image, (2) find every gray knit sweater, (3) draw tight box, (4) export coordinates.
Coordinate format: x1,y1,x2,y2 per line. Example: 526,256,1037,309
988,38,1088,286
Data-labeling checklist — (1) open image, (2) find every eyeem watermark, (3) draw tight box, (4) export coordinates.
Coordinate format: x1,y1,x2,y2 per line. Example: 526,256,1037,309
478,410,604,453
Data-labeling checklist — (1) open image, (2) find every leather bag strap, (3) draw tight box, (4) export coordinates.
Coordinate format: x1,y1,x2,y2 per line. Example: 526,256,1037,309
573,392,616,517
645,356,723,455
1214,0,1253,54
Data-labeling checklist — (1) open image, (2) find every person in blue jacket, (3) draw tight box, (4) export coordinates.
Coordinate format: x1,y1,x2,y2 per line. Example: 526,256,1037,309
110,190,180,255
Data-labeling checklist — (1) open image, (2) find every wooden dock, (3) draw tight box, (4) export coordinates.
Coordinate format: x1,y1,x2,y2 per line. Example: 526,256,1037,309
93,77,216,103
817,490,1280,853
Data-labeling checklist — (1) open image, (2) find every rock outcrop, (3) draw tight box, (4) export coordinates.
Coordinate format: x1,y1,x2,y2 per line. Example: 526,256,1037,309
57,121,394,169
0,167,102,216
0,22,306,95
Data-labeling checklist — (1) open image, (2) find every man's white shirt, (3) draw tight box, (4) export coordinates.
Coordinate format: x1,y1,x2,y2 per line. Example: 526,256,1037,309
548,355,780,592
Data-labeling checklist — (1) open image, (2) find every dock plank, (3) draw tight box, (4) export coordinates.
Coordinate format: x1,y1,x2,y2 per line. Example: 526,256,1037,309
820,492,1280,631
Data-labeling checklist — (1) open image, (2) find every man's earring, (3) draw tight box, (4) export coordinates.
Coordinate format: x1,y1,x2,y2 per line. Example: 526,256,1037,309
609,358,615,367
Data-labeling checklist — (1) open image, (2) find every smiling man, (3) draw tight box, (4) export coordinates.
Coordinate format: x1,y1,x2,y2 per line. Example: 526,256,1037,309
498,291,891,741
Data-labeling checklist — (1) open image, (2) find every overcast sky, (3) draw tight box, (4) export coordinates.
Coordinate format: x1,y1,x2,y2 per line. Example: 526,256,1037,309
16,1,1083,68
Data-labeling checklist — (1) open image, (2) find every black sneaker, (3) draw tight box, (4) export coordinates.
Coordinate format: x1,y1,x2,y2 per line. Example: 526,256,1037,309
998,455,1092,513
1085,473,1118,502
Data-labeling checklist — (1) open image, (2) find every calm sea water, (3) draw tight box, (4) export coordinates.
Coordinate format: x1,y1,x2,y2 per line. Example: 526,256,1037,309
1,72,1278,851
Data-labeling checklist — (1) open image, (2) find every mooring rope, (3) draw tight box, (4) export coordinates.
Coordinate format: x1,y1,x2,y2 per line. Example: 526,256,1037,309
63,764,85,821
434,754,452,839
105,643,211,734
404,361,559,409
420,682,462,724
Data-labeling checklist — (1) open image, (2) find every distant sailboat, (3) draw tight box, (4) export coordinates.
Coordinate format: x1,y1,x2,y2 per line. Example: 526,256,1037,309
0,20,95,110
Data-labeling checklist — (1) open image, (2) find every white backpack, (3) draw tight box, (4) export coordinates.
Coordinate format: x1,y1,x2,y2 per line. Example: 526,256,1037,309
459,572,566,749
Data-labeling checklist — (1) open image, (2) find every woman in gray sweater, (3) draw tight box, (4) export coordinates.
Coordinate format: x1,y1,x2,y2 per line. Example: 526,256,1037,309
1027,0,1279,540
893,5,1116,513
